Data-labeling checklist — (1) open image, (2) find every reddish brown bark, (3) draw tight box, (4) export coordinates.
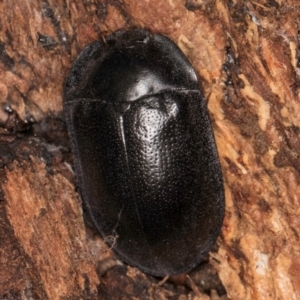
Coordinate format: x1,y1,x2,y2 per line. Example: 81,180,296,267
0,0,300,299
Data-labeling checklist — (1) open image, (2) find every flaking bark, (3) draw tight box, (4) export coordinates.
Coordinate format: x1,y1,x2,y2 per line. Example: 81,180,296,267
0,0,299,299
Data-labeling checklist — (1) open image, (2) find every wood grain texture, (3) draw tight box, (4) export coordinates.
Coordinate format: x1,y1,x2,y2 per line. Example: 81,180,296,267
0,0,299,299
0,138,101,299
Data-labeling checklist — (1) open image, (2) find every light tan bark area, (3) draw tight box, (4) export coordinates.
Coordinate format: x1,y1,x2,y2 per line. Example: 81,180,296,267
211,2,300,299
0,0,300,299
4,156,100,299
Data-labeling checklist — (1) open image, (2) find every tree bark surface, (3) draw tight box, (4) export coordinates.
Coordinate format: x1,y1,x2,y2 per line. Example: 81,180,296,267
0,0,299,299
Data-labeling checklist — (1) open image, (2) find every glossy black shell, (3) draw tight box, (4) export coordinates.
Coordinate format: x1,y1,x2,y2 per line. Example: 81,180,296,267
64,29,224,276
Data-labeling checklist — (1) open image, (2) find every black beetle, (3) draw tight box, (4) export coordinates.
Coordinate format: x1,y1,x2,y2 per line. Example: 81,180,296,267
64,29,224,276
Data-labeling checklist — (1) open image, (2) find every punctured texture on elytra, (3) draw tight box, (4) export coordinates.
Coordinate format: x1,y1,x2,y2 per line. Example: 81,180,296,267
64,29,225,276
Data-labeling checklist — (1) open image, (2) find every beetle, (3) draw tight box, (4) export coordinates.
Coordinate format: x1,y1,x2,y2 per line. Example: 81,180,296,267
64,29,224,276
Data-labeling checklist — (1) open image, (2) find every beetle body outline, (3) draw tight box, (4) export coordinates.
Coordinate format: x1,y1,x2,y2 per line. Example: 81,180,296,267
64,29,224,276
